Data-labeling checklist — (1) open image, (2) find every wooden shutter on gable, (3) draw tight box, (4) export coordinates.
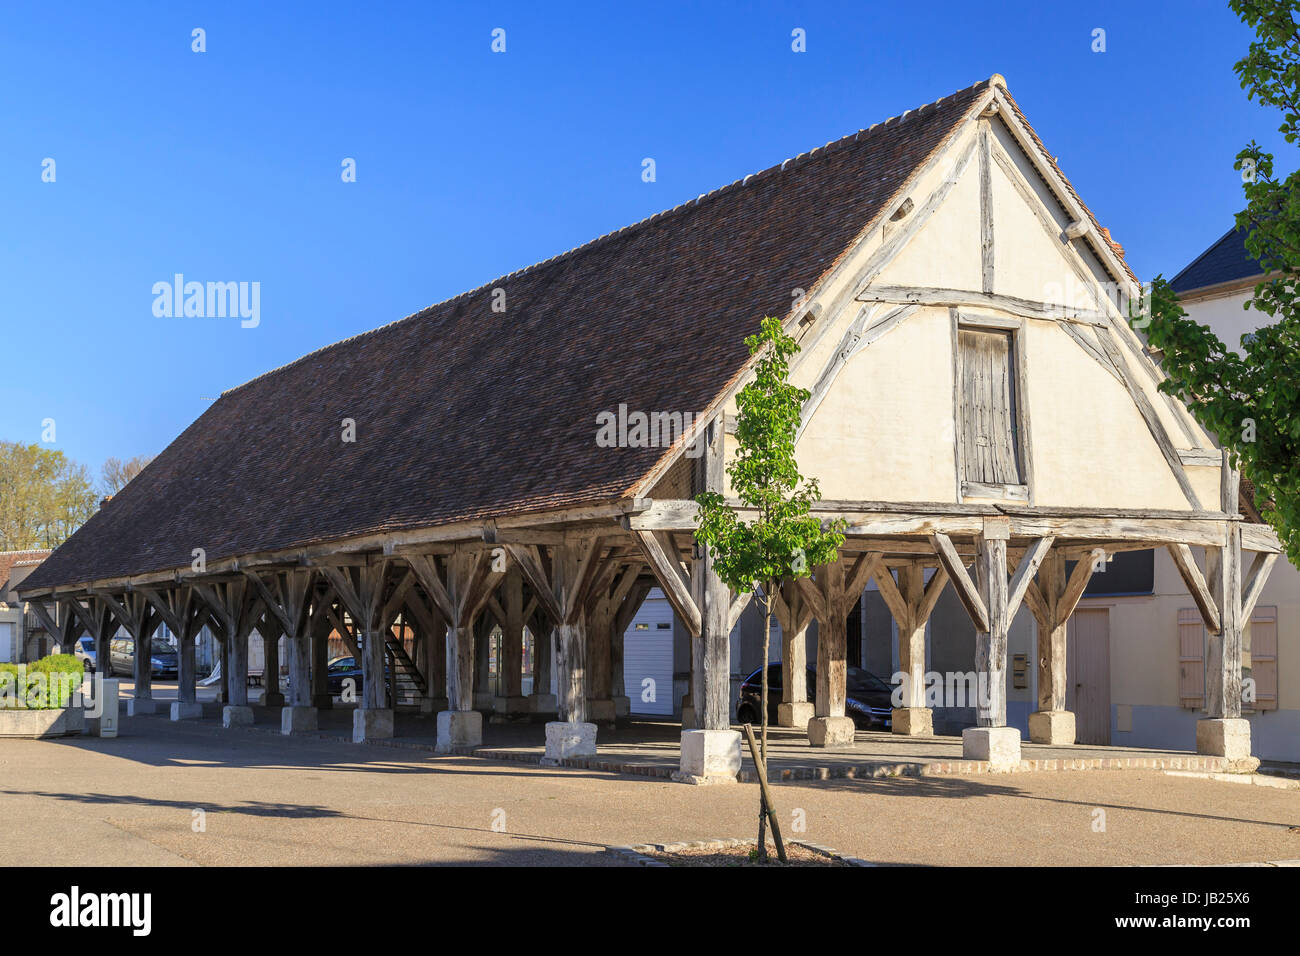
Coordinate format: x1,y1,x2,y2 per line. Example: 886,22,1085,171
1248,605,1278,712
958,328,1022,488
1177,607,1204,709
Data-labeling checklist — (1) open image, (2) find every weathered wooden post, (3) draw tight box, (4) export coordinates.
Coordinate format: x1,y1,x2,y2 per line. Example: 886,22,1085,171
1197,461,1254,767
774,583,813,729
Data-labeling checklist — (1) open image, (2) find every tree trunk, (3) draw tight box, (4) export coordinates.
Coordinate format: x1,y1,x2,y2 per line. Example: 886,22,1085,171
757,583,772,861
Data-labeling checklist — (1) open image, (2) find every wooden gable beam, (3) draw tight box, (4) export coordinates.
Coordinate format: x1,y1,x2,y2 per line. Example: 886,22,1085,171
1240,550,1279,624
1092,328,1203,511
985,130,1206,468
1168,543,1221,634
240,571,292,636
930,532,989,632
502,545,563,626
406,553,456,626
797,305,918,441
65,597,102,639
793,574,828,623
90,590,135,637
24,599,60,641
1058,547,1106,626
916,564,950,626
380,566,416,631
979,121,994,294
1006,536,1054,619
138,586,185,637
728,589,754,632
850,132,980,300
870,563,910,629
844,551,882,605
631,529,701,638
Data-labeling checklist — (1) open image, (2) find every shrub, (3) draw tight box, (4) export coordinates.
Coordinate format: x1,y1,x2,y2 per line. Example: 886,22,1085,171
0,654,85,709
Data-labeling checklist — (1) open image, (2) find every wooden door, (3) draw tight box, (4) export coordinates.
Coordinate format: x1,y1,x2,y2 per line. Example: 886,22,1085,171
1066,608,1110,745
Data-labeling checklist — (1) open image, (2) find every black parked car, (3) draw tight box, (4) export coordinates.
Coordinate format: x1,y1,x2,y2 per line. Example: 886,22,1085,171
325,656,364,695
735,663,893,730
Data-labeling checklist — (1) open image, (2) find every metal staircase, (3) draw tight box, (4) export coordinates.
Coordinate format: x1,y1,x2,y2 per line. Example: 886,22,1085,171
384,636,425,709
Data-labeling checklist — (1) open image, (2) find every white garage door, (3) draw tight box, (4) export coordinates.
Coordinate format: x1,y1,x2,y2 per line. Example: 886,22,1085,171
0,622,12,663
623,590,674,716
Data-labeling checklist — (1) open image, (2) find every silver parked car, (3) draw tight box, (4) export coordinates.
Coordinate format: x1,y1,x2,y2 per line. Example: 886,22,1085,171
73,636,97,673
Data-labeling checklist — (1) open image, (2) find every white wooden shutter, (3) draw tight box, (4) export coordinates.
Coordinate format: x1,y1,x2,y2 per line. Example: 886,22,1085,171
958,328,1021,486
1249,606,1278,712
1177,608,1204,709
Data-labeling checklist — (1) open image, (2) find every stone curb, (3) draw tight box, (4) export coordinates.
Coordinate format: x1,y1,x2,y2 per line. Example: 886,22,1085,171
479,747,1234,782
605,837,877,867
1163,769,1300,790
124,712,1239,783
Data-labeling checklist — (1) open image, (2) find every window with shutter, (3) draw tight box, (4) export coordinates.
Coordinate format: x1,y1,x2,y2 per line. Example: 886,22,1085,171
1247,605,1278,712
956,324,1027,499
1177,607,1204,709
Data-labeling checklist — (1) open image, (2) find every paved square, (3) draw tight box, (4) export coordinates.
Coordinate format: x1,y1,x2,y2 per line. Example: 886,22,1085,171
2,711,1299,866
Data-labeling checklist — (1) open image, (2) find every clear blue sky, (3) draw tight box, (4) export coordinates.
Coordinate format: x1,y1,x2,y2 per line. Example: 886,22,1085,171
0,0,1287,476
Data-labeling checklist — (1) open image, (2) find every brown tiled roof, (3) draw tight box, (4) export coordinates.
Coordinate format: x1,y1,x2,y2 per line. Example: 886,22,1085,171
25,76,1106,593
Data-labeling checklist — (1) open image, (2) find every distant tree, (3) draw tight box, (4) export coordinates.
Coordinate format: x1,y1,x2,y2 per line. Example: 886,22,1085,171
694,317,845,863
0,441,97,550
101,454,154,495
1141,0,1300,565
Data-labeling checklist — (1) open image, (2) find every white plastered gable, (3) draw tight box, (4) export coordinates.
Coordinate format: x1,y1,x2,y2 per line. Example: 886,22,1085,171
779,101,1222,512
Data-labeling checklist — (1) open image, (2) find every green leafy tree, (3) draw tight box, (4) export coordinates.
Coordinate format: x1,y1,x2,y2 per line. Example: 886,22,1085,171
694,316,844,862
0,442,97,550
1140,0,1300,566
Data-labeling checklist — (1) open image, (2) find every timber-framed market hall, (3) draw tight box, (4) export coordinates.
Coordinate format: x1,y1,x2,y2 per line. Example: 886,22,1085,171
19,76,1281,780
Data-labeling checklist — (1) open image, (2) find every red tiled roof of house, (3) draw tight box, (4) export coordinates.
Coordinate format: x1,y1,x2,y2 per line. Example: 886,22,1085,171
0,550,50,587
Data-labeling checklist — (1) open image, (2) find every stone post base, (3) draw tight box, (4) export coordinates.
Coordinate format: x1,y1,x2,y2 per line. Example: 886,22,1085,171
222,705,254,728
126,698,158,716
281,705,318,735
353,708,394,742
530,693,557,715
613,695,630,718
807,715,856,747
1028,710,1075,745
777,701,814,729
260,690,286,708
436,709,483,752
674,729,741,784
891,707,933,736
1196,718,1258,770
585,698,617,724
962,726,1022,770
170,701,203,721
312,693,334,710
542,721,597,764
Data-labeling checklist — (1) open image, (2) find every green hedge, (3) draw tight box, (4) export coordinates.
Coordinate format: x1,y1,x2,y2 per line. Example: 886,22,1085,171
0,654,85,710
